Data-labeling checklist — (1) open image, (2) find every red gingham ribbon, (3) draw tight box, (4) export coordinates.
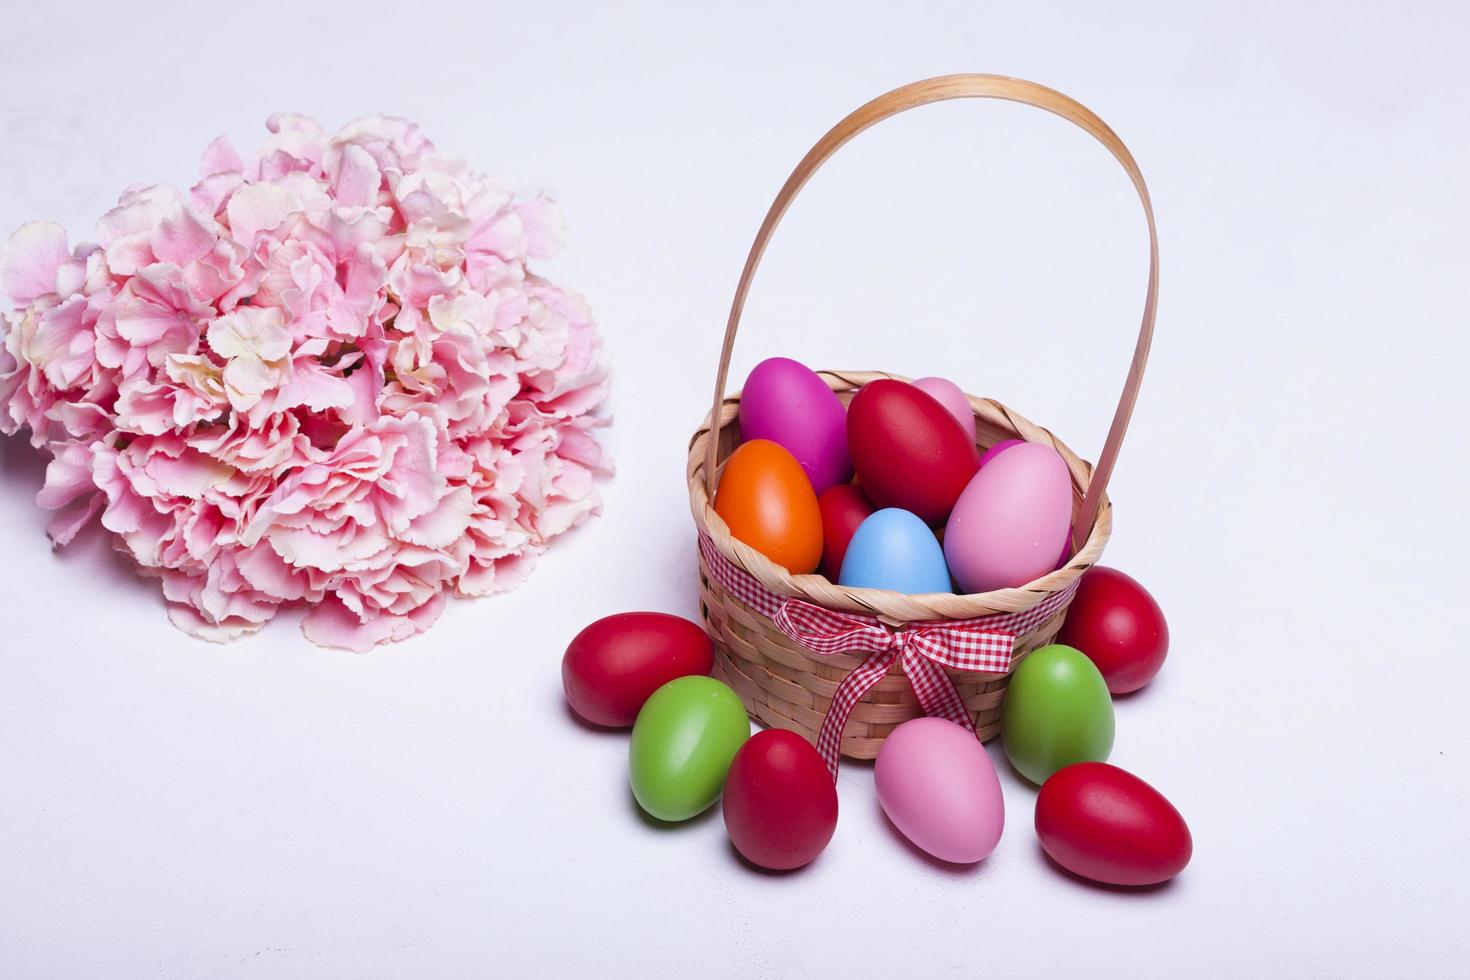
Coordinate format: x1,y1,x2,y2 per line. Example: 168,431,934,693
698,533,1079,778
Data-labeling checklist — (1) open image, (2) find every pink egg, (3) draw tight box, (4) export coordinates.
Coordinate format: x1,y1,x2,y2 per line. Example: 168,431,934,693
875,717,1004,864
911,376,977,445
978,438,1024,467
944,442,1072,593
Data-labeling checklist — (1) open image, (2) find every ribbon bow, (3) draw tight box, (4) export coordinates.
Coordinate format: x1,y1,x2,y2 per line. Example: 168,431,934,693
773,600,1015,777
696,533,1076,778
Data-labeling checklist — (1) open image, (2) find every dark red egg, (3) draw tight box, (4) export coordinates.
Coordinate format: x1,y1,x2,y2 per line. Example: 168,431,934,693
846,380,981,523
723,729,838,870
817,484,875,578
1056,567,1169,694
562,613,714,728
1035,762,1192,886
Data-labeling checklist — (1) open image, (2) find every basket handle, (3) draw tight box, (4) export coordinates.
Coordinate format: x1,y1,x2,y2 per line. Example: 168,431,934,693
704,74,1158,544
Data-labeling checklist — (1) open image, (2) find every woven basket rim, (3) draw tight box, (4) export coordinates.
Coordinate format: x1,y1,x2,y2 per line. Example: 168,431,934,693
687,369,1112,624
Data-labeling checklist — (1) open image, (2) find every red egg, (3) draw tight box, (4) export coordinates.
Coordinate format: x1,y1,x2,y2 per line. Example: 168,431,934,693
817,484,875,578
1035,762,1192,886
846,380,980,523
723,729,838,870
1057,567,1169,694
562,613,715,728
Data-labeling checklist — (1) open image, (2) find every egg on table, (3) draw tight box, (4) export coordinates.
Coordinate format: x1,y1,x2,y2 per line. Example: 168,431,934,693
723,729,838,871
562,613,715,728
1035,762,1192,886
1001,644,1115,785
629,676,751,822
875,717,1005,864
1056,566,1170,694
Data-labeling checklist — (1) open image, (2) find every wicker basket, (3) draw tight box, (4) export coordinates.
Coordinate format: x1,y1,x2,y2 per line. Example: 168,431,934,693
686,75,1158,760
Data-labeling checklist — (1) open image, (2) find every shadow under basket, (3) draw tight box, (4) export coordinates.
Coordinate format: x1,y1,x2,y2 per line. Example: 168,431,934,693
685,75,1157,761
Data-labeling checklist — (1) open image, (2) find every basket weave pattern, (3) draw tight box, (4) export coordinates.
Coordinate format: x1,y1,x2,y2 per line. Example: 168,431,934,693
689,371,1112,759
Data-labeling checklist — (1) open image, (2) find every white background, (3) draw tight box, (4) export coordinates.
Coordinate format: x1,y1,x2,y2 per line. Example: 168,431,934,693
2,1,1467,977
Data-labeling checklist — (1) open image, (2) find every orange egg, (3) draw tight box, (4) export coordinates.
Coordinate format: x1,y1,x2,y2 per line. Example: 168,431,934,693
714,439,823,573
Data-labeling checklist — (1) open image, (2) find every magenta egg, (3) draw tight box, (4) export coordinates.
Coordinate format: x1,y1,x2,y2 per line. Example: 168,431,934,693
1056,524,1076,570
979,439,1024,468
944,442,1072,593
738,357,852,493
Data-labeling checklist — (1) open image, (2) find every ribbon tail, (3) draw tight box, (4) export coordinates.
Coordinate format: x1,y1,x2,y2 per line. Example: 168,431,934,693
900,643,976,735
816,646,898,780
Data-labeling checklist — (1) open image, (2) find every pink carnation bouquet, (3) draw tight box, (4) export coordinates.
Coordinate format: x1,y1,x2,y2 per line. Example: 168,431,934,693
0,115,610,651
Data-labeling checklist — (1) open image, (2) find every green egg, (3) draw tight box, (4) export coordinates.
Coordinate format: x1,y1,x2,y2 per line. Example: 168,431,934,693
629,675,751,822
1001,643,1115,785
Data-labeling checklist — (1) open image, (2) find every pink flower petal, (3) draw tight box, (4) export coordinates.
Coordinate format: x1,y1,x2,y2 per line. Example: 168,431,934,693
333,144,382,209
1,222,70,304
151,202,217,266
273,358,354,413
516,195,566,260
301,593,445,652
199,135,245,178
143,449,235,498
30,295,97,390
401,486,475,548
46,491,103,546
167,603,266,642
37,440,99,511
224,182,297,246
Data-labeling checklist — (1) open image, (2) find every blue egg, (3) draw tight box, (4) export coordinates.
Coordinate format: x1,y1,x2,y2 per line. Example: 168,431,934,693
838,508,953,594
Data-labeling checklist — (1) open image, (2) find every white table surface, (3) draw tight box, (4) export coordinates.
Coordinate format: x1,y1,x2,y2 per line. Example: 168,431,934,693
3,1,1467,976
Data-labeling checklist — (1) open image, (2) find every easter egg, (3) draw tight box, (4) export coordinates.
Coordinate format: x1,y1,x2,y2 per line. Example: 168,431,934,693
1036,762,1192,886
629,676,750,822
875,717,1005,864
978,438,1023,467
817,484,874,578
944,442,1072,593
1002,644,1115,784
911,376,977,445
561,613,715,728
846,380,980,523
738,357,852,493
713,439,823,573
1057,567,1170,694
723,729,838,870
839,509,952,594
